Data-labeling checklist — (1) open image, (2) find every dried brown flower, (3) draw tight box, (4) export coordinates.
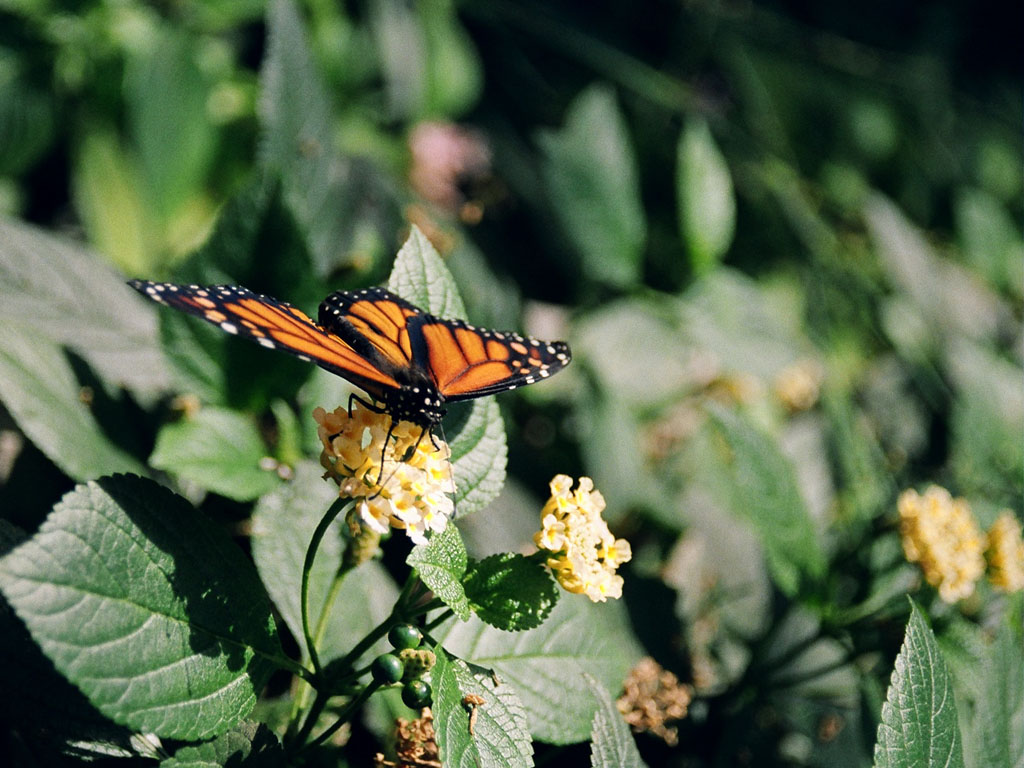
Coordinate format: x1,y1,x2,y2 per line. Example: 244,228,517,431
617,657,693,747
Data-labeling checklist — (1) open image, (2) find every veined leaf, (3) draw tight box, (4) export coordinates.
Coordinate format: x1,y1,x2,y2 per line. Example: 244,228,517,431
437,594,642,744
587,673,647,768
432,647,533,768
408,523,471,621
873,601,965,768
0,475,282,741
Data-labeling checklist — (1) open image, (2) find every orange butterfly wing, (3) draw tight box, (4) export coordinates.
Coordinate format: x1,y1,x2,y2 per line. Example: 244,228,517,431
128,282,404,398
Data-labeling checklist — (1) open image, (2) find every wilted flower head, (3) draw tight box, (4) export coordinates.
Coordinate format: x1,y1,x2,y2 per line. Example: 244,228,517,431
314,404,455,546
617,657,693,747
898,486,985,603
534,475,631,602
986,511,1024,594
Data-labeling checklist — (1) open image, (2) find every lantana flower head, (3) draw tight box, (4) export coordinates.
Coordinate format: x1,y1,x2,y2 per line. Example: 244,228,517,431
898,485,986,603
534,474,631,602
986,511,1024,593
314,403,455,545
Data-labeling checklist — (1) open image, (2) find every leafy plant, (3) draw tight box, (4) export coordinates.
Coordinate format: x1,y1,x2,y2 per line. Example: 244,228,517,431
0,0,1021,765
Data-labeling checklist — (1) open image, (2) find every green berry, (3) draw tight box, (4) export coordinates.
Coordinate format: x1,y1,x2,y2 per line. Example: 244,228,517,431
401,679,432,708
370,653,405,684
388,623,423,650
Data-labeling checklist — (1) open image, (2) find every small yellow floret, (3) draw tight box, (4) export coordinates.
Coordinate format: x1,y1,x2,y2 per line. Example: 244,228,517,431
534,474,631,602
313,403,455,545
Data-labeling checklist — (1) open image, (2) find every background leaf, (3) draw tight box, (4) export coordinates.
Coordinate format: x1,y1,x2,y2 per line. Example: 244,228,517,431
149,406,282,501
704,405,826,595
0,475,282,741
873,601,965,768
0,324,145,480
538,84,646,288
437,595,642,744
251,461,398,663
676,118,736,274
0,216,169,397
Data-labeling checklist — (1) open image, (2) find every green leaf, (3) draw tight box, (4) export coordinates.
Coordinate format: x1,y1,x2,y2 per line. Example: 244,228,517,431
251,461,398,663
0,216,169,396
463,554,559,631
538,84,646,287
387,227,508,517
149,407,282,501
0,324,145,480
420,1,482,117
162,721,284,767
126,29,214,222
432,647,534,768
971,610,1024,768
586,673,647,768
437,593,642,744
72,128,154,276
259,0,355,275
0,74,53,176
408,522,471,621
676,119,735,274
0,522,137,758
388,225,470,318
705,405,825,594
873,601,965,768
0,475,282,741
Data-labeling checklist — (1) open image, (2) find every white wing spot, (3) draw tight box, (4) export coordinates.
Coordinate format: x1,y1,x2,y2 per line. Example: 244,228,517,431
221,322,239,335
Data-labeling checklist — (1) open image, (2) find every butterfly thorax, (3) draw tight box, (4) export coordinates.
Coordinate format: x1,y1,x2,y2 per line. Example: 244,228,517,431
380,366,447,428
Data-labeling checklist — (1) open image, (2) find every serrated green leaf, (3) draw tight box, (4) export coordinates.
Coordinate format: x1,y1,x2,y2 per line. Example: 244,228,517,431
0,323,145,480
251,461,398,663
463,553,559,631
971,610,1024,768
150,407,282,501
676,119,735,274
388,225,469,318
538,84,646,287
586,673,647,768
432,647,533,768
162,721,284,767
408,522,471,621
259,0,354,275
706,405,825,594
873,601,965,768
0,475,282,741
387,227,508,516
0,216,169,396
437,593,642,744
0,520,137,757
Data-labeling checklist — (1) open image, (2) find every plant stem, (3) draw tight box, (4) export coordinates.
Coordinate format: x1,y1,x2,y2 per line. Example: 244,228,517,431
301,497,353,677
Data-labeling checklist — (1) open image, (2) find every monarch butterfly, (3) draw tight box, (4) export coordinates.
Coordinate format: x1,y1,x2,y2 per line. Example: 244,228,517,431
128,281,572,430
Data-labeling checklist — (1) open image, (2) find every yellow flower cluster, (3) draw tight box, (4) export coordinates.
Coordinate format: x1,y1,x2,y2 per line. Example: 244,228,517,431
313,404,455,546
534,475,631,602
987,511,1024,594
898,486,986,603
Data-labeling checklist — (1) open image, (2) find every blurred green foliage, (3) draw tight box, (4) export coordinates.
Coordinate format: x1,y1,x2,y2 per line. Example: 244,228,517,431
0,0,1021,765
